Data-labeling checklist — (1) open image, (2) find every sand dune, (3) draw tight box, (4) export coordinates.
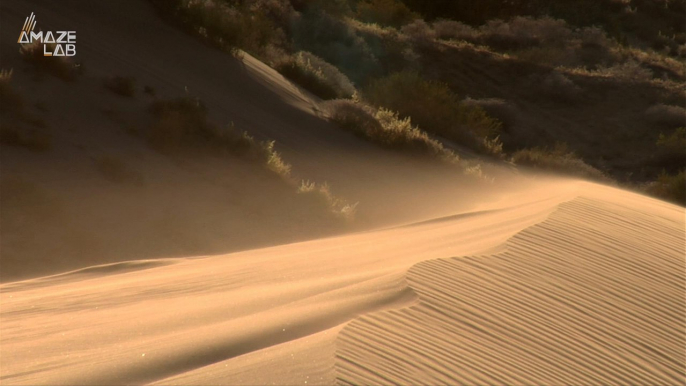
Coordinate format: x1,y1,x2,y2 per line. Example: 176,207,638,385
1,0,684,384
337,193,685,385
1,181,684,384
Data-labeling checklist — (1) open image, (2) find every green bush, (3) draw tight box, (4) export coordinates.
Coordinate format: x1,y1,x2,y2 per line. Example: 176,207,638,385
363,71,501,152
147,97,254,155
147,96,292,178
512,144,608,181
324,99,458,162
275,51,355,99
355,0,419,28
148,0,292,57
292,10,380,84
646,170,685,206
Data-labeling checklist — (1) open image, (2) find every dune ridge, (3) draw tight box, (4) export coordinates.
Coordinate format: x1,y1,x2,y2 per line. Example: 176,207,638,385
1,182,683,385
336,194,685,385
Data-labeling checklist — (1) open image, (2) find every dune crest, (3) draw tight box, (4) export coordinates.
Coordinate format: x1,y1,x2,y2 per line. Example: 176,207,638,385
337,193,685,385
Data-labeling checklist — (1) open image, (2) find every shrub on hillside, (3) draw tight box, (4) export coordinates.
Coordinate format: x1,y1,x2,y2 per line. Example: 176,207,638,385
147,96,292,178
275,51,355,99
292,10,380,83
646,170,685,206
654,127,686,170
363,71,501,152
355,0,418,28
400,20,436,45
512,144,608,181
149,0,292,57
432,20,478,41
20,42,76,81
324,99,459,162
298,180,358,220
147,97,254,155
598,60,653,81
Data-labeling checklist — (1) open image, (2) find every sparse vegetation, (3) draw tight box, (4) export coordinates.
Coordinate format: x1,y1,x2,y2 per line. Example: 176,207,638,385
148,0,684,186
275,51,355,99
298,180,358,220
104,76,136,97
324,99,458,162
147,97,254,154
20,41,77,81
646,170,685,206
94,155,145,185
512,144,609,182
363,71,502,154
355,0,418,28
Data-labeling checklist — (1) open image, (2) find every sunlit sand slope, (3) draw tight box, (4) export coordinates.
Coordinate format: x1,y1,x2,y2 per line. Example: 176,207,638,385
337,193,685,385
0,182,683,385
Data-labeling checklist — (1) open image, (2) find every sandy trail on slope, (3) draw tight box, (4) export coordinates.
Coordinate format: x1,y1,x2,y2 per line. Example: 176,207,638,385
1,180,684,385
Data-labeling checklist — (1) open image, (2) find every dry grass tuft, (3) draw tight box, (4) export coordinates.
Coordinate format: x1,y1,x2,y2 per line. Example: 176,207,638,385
324,99,459,162
275,51,355,99
364,71,502,154
512,144,609,182
298,180,358,220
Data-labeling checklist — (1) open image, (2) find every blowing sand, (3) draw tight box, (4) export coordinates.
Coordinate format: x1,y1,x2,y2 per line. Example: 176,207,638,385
1,181,684,385
1,0,684,384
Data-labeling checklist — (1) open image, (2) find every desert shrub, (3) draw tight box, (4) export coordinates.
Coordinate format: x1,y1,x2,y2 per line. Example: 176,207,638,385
645,104,686,129
529,71,582,103
149,0,292,57
432,20,477,41
324,99,459,162
512,144,608,181
0,126,51,152
147,96,293,178
654,127,686,170
147,97,254,155
598,60,653,81
292,10,380,83
262,140,292,177
103,76,136,97
20,41,76,81
400,19,436,45
657,127,686,151
646,170,685,206
363,71,501,152
470,17,574,51
355,0,418,28
298,180,358,220
462,98,519,130
275,51,355,99
94,155,144,185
